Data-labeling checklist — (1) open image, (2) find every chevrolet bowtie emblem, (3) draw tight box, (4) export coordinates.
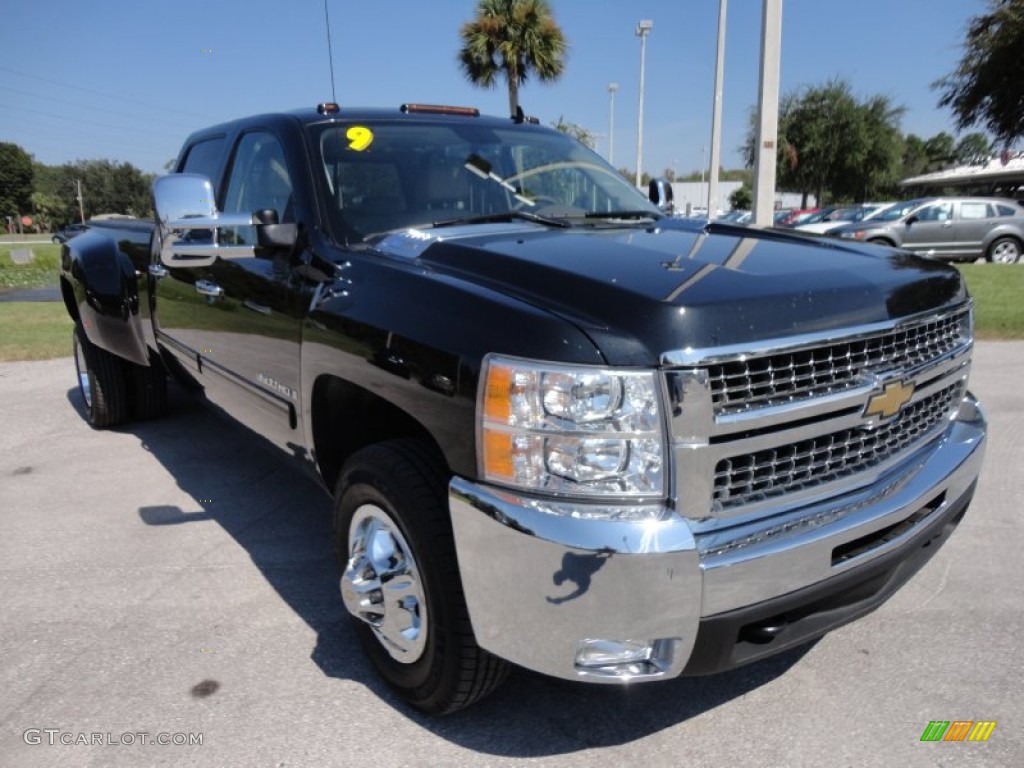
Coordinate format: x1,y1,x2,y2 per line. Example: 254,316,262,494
864,380,915,421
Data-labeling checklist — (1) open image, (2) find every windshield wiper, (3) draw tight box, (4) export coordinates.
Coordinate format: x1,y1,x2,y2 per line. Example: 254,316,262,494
584,210,662,220
432,210,571,229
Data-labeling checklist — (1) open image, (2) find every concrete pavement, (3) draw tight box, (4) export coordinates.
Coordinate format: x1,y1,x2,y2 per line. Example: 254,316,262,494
0,345,1020,767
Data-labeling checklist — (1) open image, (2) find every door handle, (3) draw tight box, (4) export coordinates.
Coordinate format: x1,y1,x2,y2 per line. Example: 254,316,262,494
195,280,224,298
149,263,169,279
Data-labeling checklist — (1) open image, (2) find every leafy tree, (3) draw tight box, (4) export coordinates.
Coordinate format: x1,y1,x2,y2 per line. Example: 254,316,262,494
32,159,154,222
954,132,992,164
729,184,752,210
935,0,1024,147
458,0,568,116
30,191,67,232
743,80,905,204
923,132,955,166
550,115,596,149
0,142,34,219
900,134,930,178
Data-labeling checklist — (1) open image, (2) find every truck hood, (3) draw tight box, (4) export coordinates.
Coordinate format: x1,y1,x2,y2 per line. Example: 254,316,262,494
373,221,966,366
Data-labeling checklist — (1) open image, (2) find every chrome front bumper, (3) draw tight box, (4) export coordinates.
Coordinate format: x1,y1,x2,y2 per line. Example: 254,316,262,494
449,395,986,683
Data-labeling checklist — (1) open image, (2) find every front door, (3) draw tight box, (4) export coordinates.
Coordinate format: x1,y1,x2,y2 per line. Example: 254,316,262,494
190,130,308,452
901,201,955,258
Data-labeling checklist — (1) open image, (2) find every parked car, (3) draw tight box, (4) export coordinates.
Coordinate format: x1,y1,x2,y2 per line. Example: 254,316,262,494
717,209,752,225
794,204,890,234
774,208,819,227
51,223,89,243
830,197,1024,262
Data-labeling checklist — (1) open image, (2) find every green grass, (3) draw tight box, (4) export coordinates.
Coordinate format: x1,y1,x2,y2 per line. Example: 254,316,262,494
0,243,62,290
0,302,73,361
956,264,1024,339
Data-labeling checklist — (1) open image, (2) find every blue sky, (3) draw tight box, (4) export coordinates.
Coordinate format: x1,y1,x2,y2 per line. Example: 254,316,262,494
0,0,988,176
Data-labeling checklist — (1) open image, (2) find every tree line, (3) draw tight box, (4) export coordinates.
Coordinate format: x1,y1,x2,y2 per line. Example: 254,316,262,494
738,79,996,208
0,142,154,233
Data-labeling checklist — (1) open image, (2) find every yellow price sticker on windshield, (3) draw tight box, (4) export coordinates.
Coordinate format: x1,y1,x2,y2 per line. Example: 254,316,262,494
346,126,374,151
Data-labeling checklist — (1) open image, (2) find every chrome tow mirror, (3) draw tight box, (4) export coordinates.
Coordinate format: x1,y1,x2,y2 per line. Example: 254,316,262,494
152,174,256,268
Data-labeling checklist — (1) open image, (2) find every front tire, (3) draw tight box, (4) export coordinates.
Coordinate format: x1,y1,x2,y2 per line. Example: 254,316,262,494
988,236,1022,264
334,440,508,714
73,323,129,428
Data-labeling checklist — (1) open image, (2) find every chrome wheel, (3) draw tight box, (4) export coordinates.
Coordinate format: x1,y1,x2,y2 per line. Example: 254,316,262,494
74,333,92,408
991,238,1021,264
341,503,428,663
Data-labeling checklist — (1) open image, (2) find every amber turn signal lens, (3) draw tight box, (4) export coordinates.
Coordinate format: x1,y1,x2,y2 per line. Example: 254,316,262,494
484,364,512,423
482,429,514,481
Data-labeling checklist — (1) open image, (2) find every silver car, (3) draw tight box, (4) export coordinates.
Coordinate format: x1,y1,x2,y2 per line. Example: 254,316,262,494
829,197,1024,262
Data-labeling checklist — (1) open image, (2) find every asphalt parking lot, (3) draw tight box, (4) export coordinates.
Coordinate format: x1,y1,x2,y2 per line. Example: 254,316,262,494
1,344,1021,768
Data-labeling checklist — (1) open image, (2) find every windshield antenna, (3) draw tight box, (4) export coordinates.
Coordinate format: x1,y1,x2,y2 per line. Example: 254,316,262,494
323,0,337,103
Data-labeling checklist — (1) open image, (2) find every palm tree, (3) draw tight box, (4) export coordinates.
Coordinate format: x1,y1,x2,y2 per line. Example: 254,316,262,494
457,0,568,117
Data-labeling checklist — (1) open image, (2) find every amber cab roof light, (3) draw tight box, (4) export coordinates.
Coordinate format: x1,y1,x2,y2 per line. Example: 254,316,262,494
400,103,480,117
317,102,341,115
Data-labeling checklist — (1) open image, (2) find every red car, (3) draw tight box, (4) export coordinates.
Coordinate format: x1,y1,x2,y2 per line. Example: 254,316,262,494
774,208,820,227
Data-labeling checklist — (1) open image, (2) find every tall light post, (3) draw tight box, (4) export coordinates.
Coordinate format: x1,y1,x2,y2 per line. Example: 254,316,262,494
707,0,727,220
607,82,618,166
634,19,653,188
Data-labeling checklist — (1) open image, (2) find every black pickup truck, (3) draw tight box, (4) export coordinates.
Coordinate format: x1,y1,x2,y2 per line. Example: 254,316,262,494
60,102,986,714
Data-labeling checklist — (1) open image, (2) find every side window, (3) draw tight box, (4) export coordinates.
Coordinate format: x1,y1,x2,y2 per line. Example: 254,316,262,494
960,202,991,220
180,137,225,180
916,202,953,222
222,132,294,246
998,204,1017,217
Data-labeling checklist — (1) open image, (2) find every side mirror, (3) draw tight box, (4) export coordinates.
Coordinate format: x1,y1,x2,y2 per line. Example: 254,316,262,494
252,209,298,249
153,174,257,267
905,215,919,226
648,178,674,214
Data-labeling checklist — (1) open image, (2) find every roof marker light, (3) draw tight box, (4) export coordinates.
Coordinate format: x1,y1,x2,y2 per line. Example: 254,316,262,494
400,103,480,117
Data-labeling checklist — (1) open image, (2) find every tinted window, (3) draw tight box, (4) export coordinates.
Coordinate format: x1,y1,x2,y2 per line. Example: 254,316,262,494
221,131,294,246
180,137,225,180
998,205,1017,216
914,202,953,222
960,202,991,220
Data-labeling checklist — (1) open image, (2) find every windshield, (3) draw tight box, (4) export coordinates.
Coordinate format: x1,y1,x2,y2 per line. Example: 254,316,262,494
309,120,658,242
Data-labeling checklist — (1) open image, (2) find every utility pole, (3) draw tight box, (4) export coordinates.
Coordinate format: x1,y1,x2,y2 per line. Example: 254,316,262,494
634,20,653,188
607,82,618,167
752,0,782,226
75,179,86,223
707,0,727,220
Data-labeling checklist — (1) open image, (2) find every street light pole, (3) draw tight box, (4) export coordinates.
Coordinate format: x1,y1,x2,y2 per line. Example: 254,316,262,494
707,0,727,220
634,19,653,189
607,82,618,166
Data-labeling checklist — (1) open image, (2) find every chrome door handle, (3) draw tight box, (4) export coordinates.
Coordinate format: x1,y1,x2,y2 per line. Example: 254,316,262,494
195,280,224,298
149,263,169,279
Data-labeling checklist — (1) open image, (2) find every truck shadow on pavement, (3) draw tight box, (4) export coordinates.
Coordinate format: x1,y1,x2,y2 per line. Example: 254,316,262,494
68,383,811,756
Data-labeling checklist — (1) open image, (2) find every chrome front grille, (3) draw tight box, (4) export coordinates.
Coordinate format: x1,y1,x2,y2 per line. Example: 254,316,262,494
706,309,970,415
666,303,974,523
712,381,964,509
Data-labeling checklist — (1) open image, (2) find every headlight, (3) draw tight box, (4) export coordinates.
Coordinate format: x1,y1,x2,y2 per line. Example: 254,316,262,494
478,356,665,497
839,230,867,240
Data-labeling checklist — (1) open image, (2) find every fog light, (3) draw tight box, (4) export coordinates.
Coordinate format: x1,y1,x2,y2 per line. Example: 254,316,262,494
575,638,655,668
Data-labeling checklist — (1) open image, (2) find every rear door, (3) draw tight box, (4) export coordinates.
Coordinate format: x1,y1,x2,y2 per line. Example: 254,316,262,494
954,200,996,259
152,136,227,374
